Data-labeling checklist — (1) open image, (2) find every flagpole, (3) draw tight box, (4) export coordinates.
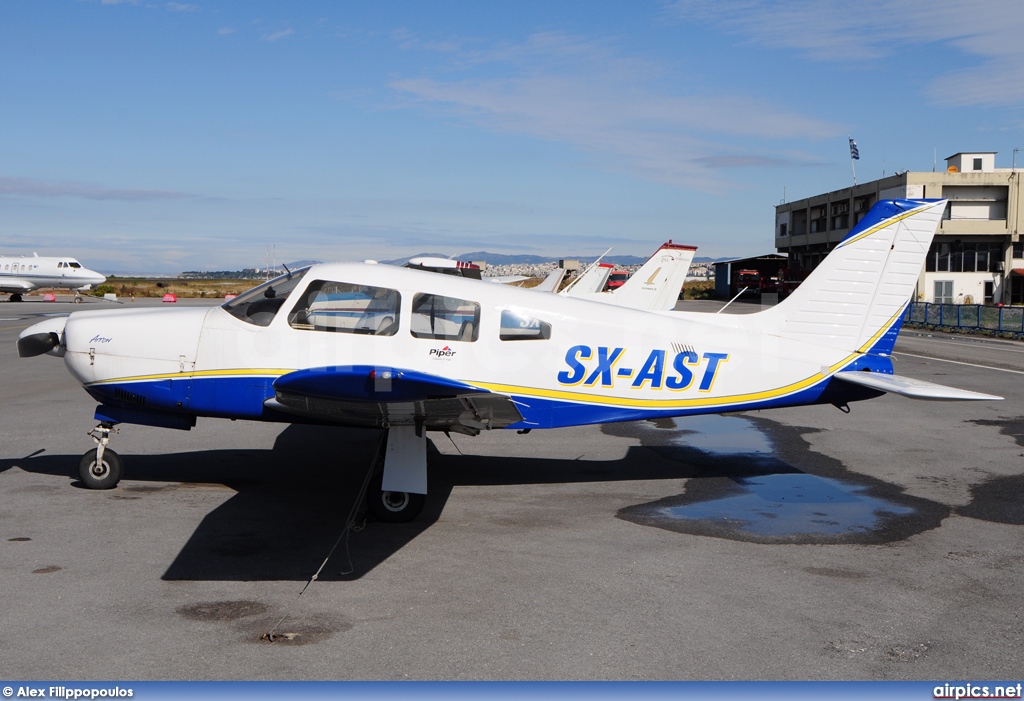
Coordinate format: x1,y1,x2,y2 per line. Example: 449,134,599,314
848,137,859,186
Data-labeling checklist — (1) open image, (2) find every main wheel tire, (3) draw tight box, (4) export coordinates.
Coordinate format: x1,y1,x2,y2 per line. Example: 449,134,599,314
366,470,425,523
78,449,124,490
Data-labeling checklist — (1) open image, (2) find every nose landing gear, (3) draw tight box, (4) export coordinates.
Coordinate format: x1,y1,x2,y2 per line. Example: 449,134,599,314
78,423,123,489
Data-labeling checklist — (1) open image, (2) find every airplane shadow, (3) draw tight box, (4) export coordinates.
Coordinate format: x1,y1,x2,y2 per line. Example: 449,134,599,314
3,421,737,581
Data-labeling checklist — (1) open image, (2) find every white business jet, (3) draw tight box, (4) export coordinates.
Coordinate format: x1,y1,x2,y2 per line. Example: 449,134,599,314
0,253,107,302
17,200,1000,523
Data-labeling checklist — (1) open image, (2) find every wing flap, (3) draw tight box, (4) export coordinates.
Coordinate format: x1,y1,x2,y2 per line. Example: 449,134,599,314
833,371,1003,401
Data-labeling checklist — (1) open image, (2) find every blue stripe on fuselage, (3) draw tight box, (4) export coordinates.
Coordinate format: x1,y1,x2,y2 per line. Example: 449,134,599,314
86,375,277,421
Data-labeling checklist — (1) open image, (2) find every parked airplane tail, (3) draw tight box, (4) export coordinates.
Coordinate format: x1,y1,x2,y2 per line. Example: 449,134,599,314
532,267,566,293
611,241,696,312
758,198,999,401
562,262,613,296
764,199,944,355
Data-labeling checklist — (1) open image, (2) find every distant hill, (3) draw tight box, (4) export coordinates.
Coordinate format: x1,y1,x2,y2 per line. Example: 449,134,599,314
381,251,732,267
382,251,649,266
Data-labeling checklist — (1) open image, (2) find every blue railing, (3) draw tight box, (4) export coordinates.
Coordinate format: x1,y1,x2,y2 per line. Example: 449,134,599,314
904,302,1024,339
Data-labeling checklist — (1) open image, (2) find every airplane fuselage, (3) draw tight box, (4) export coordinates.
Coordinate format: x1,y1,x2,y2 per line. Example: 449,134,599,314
55,262,883,433
0,255,106,297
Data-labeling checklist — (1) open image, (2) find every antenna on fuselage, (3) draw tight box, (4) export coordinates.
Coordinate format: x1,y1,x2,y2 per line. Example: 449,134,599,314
715,287,749,314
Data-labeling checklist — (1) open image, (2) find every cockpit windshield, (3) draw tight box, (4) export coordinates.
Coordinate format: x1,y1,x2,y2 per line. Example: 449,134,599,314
222,267,311,327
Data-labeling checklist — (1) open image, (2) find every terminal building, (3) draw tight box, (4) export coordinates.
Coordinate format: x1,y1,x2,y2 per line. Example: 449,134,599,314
774,152,1024,305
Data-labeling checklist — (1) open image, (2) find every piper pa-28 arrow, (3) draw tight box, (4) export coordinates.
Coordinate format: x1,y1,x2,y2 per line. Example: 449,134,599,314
0,253,107,302
17,199,1001,522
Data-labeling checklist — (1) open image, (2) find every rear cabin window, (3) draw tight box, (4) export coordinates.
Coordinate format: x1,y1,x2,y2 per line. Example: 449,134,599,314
288,280,400,335
499,309,551,341
222,268,310,327
410,293,480,342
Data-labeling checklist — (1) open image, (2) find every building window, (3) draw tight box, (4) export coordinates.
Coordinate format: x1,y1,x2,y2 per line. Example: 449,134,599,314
934,280,953,304
1013,277,1024,305
778,223,787,237
1013,241,1023,259
973,158,983,171
984,281,994,304
926,241,1002,273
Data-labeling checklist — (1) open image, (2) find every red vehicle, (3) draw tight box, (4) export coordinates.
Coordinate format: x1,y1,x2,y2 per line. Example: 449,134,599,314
735,269,760,294
778,268,810,299
606,270,630,290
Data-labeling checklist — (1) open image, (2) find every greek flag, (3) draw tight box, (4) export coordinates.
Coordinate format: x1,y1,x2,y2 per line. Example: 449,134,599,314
849,137,860,160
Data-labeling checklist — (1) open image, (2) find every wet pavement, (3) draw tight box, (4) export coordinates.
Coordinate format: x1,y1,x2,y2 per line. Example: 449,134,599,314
610,415,950,544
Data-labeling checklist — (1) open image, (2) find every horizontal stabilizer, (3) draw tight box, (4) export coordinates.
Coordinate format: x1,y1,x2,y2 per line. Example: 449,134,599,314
833,371,1003,401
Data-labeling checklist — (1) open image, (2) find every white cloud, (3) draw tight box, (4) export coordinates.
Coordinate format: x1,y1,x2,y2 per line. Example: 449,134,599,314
217,26,236,36
390,32,841,192
666,0,1024,107
263,28,294,42
165,2,198,12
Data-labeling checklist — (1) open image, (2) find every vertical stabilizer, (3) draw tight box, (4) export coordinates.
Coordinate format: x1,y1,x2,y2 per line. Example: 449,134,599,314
764,199,945,353
532,267,567,293
610,242,696,312
562,262,613,297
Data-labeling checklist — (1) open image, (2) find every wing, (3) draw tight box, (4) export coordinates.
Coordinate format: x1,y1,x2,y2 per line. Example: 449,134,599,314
833,371,1003,401
264,364,524,434
0,278,37,294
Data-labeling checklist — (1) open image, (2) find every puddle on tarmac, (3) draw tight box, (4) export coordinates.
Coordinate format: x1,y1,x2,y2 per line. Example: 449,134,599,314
659,415,773,455
613,414,948,544
659,472,913,538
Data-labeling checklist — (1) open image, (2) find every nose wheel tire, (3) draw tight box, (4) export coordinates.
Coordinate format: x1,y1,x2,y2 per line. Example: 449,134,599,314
366,470,425,523
78,448,124,490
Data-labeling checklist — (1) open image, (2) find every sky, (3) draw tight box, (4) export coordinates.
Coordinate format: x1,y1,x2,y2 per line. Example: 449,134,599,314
2,0,1024,274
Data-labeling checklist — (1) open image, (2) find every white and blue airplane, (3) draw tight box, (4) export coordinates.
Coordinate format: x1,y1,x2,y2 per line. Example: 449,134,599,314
0,253,107,302
17,199,1000,522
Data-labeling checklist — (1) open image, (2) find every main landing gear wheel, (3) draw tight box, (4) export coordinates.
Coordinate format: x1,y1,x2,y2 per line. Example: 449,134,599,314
9,293,22,302
78,448,123,490
366,469,425,523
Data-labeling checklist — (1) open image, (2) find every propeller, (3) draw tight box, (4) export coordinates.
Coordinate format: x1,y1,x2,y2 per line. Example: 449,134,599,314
18,331,60,358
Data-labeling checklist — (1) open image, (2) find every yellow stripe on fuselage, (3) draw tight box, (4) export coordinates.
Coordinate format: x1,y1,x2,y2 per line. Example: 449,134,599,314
86,368,293,386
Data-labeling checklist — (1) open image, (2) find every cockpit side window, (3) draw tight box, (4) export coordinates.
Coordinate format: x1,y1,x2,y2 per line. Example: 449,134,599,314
222,267,310,327
68,261,82,268
499,309,552,341
410,293,480,342
288,280,400,335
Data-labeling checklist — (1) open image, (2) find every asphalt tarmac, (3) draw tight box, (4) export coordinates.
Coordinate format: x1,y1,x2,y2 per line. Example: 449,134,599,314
1,296,1022,680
